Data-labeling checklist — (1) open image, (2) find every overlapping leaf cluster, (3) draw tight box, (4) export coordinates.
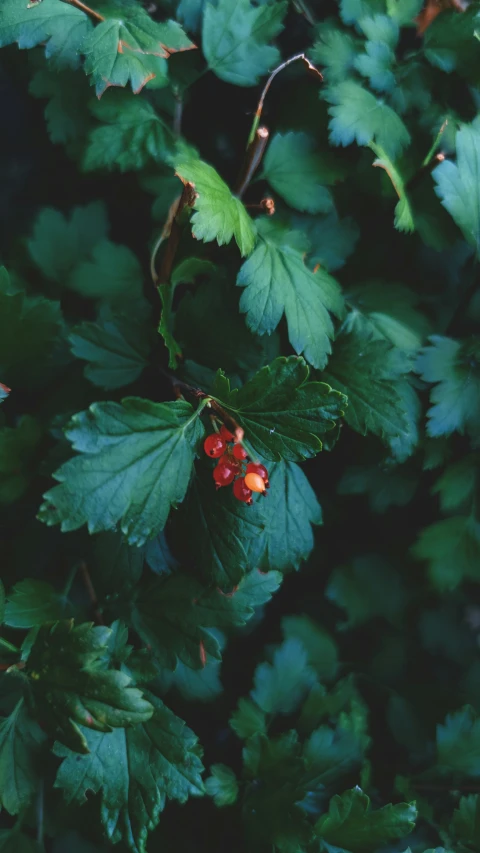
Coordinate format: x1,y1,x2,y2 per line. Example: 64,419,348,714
1,0,480,849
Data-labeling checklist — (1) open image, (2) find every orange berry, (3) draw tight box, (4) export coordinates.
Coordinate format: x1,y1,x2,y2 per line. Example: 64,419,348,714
244,472,266,493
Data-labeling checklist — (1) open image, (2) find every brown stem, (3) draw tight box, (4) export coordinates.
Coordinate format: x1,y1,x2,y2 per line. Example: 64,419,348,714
158,367,244,442
236,127,270,198
245,198,275,215
150,181,196,286
62,0,105,22
406,152,446,192
79,561,104,625
247,53,322,147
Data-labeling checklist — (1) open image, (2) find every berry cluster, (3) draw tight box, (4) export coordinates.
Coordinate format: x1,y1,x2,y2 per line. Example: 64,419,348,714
203,425,270,504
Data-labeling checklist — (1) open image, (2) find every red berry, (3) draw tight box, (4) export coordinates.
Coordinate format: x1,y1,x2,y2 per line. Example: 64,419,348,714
204,434,226,458
246,462,269,486
232,444,248,461
220,424,235,442
213,462,236,489
244,472,266,494
219,453,240,472
233,477,253,504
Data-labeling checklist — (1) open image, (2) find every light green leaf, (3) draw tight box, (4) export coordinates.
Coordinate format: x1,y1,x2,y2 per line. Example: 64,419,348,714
434,119,480,254
369,143,415,232
212,356,347,462
70,302,152,389
38,398,205,545
202,0,287,86
237,219,344,369
0,699,45,815
5,579,67,628
25,621,153,753
311,24,359,83
131,569,281,671
251,638,316,715
386,0,423,25
282,615,338,681
412,516,480,591
83,12,194,96
325,80,411,159
416,336,480,440
315,787,417,850
437,706,480,778
54,692,204,853
28,203,109,284
175,157,256,256
340,0,385,25
0,0,93,68
84,90,174,172
258,460,322,572
205,764,238,806
262,132,343,213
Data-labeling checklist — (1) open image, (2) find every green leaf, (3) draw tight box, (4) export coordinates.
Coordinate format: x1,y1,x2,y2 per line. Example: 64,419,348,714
82,11,194,96
340,0,385,25
230,697,267,739
212,356,347,461
178,0,204,32
29,66,92,149
28,203,109,284
251,638,316,715
0,699,45,815
452,794,480,850
237,219,344,369
205,764,238,806
437,706,480,778
68,240,144,302
434,119,480,254
159,258,216,368
338,463,417,513
311,24,359,84
281,615,338,681
324,80,411,159
175,463,265,589
25,620,153,753
39,398,205,546
416,336,480,440
295,210,359,273
354,15,399,92
315,787,417,850
5,579,67,628
424,7,480,77
202,0,287,86
0,269,63,389
258,460,322,572
412,516,480,591
54,692,204,853
262,132,342,214
0,416,42,504
369,143,415,232
323,330,418,459
345,281,430,351
386,0,423,25
326,555,407,628
302,722,367,787
92,531,145,597
174,157,256,256
131,569,281,670
70,302,152,389
0,829,43,853
0,0,93,68
84,90,174,172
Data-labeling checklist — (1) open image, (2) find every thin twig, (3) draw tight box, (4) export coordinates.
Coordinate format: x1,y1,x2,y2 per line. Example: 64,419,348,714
247,54,322,147
150,182,196,286
62,0,105,22
236,127,270,198
245,198,275,215
79,561,104,625
158,367,244,442
406,152,446,193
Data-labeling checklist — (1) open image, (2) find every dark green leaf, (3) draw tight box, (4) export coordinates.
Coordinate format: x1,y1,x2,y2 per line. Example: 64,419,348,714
412,516,480,591
5,579,67,628
326,555,407,628
251,638,316,715
0,416,42,505
213,356,347,462
28,204,109,284
262,132,343,214
54,691,204,853
0,699,45,815
281,615,338,681
205,764,238,806
437,706,480,778
416,337,480,440
315,787,417,850
25,620,153,753
39,398,205,545
68,241,144,302
452,794,480,850
202,0,287,86
159,257,216,369
0,0,93,68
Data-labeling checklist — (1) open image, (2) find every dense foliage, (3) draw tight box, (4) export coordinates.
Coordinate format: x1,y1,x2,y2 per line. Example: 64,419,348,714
1,0,480,850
